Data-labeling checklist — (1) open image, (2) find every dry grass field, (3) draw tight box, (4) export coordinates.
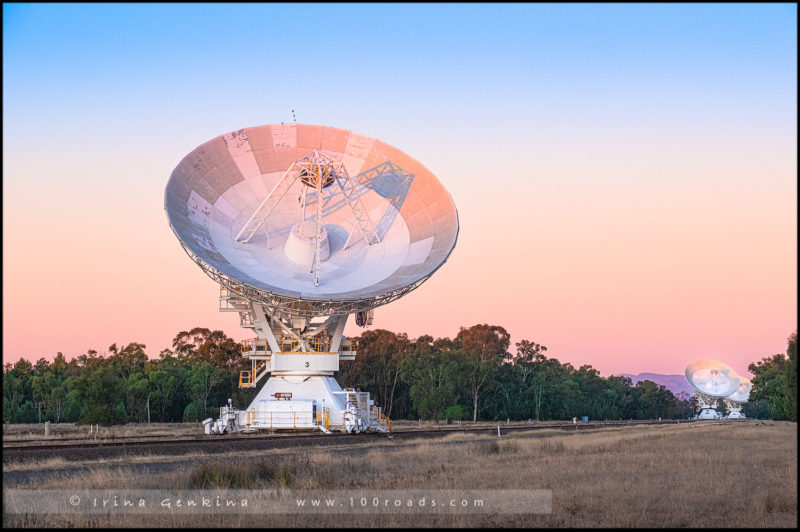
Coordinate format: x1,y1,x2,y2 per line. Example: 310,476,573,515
2,418,576,441
3,421,796,528
3,422,199,440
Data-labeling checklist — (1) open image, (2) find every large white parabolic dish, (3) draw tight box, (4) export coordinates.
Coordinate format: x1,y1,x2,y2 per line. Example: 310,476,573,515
684,359,741,398
165,124,459,317
727,377,751,403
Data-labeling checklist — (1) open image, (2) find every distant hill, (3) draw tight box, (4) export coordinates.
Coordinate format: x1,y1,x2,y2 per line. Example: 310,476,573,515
616,373,694,397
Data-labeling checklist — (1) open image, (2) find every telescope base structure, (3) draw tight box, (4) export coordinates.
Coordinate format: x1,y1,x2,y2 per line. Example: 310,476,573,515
204,375,390,435
697,408,721,420
724,399,746,419
203,296,392,435
694,392,722,420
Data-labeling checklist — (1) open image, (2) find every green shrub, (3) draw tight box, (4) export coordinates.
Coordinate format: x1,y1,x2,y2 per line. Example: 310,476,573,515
444,404,465,421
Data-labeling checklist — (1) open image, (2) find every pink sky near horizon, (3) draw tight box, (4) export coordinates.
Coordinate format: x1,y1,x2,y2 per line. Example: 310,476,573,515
3,4,796,379
3,127,795,378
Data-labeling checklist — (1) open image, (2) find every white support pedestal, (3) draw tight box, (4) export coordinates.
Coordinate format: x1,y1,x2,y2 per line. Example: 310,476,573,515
695,392,721,419
724,398,746,419
207,301,389,435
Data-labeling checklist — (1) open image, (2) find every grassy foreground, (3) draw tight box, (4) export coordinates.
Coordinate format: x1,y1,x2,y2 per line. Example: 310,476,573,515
3,421,796,527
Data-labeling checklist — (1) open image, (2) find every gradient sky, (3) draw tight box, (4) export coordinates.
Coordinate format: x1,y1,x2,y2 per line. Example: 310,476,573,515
3,3,797,377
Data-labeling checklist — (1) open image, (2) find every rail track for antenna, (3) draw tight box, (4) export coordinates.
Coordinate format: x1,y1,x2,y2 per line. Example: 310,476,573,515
2,420,698,463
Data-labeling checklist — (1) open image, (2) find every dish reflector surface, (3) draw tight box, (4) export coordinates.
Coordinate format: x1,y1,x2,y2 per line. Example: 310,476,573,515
684,359,740,398
727,377,751,403
165,124,458,312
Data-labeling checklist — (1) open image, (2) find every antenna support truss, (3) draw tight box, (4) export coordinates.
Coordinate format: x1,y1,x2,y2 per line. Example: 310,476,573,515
235,150,381,285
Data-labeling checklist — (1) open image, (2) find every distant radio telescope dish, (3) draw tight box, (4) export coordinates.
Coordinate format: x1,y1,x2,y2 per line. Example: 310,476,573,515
685,359,741,420
164,123,459,318
725,377,751,419
727,377,751,404
165,123,458,435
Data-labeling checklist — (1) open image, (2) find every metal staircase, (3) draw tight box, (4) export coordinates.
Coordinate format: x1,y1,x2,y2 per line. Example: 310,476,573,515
238,359,268,389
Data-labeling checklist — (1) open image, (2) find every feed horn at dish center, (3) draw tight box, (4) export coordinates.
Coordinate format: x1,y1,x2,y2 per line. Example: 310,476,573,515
165,123,458,434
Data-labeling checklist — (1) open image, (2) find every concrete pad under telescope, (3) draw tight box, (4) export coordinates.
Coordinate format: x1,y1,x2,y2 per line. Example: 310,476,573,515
164,124,459,316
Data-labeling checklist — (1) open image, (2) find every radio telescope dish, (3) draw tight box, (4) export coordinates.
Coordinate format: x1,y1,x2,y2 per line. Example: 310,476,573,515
165,123,459,318
725,377,751,419
727,378,751,403
685,359,741,420
165,123,458,435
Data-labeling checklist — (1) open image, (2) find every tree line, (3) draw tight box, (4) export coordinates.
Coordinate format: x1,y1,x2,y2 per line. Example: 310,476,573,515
747,331,797,421
3,325,795,426
2,329,255,426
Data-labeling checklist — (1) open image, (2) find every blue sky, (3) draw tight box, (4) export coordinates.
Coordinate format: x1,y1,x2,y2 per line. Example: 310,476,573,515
4,3,795,146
